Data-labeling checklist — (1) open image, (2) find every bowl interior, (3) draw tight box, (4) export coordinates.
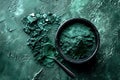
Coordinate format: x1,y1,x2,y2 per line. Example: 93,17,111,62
55,18,100,64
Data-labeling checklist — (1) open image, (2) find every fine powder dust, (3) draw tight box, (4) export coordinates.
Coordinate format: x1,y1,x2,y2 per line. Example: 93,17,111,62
60,23,96,60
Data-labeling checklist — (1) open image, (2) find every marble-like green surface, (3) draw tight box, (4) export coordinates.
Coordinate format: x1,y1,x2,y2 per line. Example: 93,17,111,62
0,0,120,80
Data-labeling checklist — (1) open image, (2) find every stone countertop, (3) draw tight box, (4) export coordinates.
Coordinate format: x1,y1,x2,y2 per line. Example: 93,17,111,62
0,0,120,80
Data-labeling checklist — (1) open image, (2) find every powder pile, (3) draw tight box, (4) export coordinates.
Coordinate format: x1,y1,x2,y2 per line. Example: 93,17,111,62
60,23,95,60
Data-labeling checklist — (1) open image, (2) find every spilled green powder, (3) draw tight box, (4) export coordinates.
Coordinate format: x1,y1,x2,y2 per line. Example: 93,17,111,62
60,23,95,60
22,12,61,67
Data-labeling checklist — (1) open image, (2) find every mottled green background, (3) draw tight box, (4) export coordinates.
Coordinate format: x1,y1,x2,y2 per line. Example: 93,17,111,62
0,0,120,80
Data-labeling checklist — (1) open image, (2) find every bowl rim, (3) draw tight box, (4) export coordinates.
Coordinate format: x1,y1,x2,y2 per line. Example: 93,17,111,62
55,18,100,64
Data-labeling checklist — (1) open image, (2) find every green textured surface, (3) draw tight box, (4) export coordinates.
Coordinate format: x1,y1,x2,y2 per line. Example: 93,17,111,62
0,0,120,80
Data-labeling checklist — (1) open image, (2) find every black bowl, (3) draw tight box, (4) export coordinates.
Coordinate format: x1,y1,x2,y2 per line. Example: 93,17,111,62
55,18,100,64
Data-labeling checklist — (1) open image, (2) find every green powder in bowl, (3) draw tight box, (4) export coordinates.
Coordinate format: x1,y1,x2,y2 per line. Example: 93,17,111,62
59,23,96,60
